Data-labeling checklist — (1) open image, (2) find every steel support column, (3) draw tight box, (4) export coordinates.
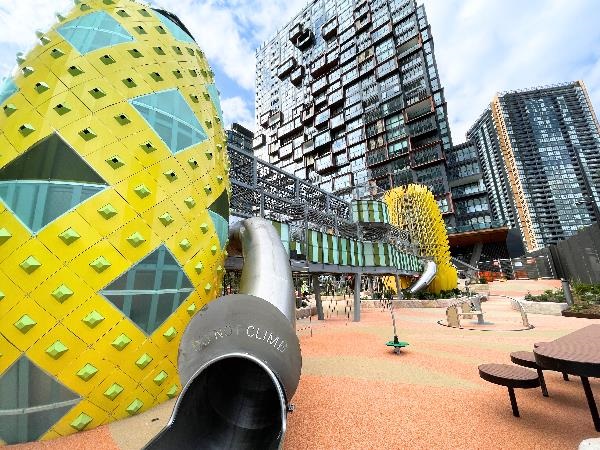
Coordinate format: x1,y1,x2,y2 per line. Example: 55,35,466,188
313,276,324,320
395,274,403,301
353,273,361,322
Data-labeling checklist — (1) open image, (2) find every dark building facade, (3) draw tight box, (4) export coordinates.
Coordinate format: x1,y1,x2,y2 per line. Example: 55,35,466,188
254,0,455,224
467,82,600,252
226,123,254,154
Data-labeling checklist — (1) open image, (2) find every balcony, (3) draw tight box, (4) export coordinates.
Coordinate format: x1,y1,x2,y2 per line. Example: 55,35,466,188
289,23,303,42
301,105,315,123
314,109,331,129
315,152,335,174
396,34,421,60
268,111,283,127
252,134,266,148
330,113,345,129
408,116,437,137
366,147,388,167
303,139,316,155
405,97,433,122
328,89,344,107
290,66,304,86
277,57,297,80
322,18,338,40
279,141,293,159
311,75,328,95
355,13,371,32
295,28,314,50
314,130,332,149
259,110,271,127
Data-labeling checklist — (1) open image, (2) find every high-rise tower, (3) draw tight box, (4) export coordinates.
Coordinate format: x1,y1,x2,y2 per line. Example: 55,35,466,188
469,81,600,251
254,0,455,224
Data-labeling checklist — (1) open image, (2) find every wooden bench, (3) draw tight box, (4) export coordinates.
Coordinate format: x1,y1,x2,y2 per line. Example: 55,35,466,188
478,363,540,417
510,351,549,397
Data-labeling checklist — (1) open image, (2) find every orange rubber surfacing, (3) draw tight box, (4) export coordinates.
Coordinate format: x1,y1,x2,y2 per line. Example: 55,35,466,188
6,296,600,450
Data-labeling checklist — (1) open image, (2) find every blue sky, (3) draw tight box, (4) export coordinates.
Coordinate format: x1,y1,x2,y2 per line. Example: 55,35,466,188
0,0,599,142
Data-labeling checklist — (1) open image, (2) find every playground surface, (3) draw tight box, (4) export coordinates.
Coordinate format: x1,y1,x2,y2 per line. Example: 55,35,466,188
5,280,599,450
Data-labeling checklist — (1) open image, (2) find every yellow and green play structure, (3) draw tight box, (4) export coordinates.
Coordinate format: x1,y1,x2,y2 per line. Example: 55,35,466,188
383,184,457,294
0,0,229,443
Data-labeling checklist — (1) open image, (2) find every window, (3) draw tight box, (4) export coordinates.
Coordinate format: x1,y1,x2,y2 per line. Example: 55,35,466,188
0,357,80,444
0,78,18,105
130,89,208,154
101,245,194,334
0,134,107,233
57,11,133,54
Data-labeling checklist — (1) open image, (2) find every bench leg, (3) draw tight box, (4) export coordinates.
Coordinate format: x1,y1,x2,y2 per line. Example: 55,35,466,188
477,314,484,325
563,372,569,381
537,369,549,397
508,387,520,417
581,376,600,432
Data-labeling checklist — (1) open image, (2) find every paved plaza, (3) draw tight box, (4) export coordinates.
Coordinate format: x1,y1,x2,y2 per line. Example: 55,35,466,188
6,281,599,450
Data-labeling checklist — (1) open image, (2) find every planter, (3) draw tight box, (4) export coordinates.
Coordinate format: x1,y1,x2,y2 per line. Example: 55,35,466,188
512,299,568,316
561,310,600,319
362,295,484,309
296,305,317,319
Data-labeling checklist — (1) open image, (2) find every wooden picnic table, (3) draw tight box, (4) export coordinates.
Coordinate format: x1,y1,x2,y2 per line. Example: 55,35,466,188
534,325,600,431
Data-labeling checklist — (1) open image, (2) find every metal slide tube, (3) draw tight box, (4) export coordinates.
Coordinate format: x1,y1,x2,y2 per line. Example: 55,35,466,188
145,218,301,450
409,260,437,294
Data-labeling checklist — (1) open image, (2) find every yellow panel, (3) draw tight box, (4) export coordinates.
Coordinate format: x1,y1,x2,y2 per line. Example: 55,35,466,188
140,199,186,241
164,224,202,267
30,268,96,321
35,40,81,75
93,102,146,140
0,237,62,294
118,338,163,380
0,333,21,375
58,114,119,156
56,348,117,397
105,217,161,264
150,158,190,198
108,67,155,100
121,128,172,168
0,297,57,352
49,54,104,89
110,386,155,421
139,357,178,399
0,270,26,318
67,239,130,292
51,399,111,436
0,93,34,138
85,140,146,185
70,76,125,113
26,324,88,377
14,67,69,108
93,318,149,370
37,210,104,264
0,209,32,264
76,188,140,238
113,171,167,214
90,367,139,413
35,90,92,130
0,132,19,169
62,294,124,346
38,429,63,442
2,108,55,155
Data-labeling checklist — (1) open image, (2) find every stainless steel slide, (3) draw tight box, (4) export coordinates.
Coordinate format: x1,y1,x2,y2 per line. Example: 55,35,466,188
408,260,437,293
145,218,301,450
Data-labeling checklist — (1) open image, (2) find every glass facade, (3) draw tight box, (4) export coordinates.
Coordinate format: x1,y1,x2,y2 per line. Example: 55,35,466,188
57,11,133,54
254,0,454,224
101,245,194,334
0,357,80,444
467,82,600,251
0,134,107,233
130,89,208,154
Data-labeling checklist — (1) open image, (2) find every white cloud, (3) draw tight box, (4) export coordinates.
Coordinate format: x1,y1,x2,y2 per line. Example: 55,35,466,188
220,95,254,131
0,0,598,145
425,0,600,141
